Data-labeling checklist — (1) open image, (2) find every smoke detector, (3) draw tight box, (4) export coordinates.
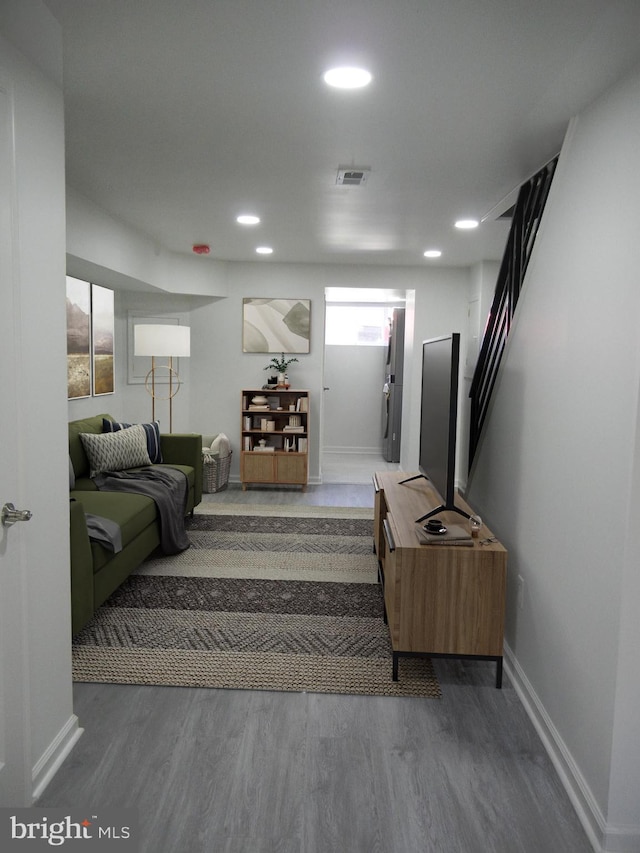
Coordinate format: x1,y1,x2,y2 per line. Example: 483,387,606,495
336,167,371,187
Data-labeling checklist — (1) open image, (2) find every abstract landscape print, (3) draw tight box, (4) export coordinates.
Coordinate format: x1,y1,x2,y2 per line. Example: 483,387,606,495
92,284,114,395
242,297,310,353
66,276,91,399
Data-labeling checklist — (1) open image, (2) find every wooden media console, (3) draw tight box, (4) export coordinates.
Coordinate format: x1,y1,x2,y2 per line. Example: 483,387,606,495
373,471,507,688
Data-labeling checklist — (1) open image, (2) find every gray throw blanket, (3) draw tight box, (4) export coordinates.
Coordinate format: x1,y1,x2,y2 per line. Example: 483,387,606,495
93,465,190,555
71,497,124,553
85,512,123,553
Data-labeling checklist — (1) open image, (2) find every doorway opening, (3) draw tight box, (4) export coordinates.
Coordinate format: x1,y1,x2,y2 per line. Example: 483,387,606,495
321,288,406,484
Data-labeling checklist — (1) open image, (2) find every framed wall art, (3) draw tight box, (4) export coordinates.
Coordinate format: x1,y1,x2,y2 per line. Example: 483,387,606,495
92,284,115,395
66,276,92,399
242,297,310,353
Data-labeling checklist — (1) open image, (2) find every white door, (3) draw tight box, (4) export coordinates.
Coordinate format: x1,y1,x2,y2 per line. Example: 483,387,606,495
0,80,32,806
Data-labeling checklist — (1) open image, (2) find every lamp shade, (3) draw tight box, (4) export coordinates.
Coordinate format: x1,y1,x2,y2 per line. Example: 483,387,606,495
134,324,190,357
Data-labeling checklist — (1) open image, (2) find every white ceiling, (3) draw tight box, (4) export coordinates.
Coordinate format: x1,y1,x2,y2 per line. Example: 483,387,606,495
44,0,640,268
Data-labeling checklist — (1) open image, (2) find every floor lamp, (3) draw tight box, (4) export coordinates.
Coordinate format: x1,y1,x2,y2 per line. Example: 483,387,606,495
134,324,190,432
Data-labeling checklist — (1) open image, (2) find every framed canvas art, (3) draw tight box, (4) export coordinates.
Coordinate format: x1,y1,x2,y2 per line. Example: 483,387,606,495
92,284,115,395
66,276,91,399
242,297,310,353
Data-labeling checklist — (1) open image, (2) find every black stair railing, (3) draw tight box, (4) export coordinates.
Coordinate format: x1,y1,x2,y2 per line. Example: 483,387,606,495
468,157,557,471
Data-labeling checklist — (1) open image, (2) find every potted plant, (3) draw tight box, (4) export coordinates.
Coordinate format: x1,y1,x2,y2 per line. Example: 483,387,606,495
264,353,298,387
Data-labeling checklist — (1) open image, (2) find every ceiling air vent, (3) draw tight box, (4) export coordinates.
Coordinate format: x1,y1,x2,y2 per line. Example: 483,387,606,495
336,167,370,187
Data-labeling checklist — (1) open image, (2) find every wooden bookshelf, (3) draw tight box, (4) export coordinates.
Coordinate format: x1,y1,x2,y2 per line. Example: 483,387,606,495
240,389,309,490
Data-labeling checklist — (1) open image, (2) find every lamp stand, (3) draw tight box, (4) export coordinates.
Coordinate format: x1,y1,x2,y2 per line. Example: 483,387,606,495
143,358,181,432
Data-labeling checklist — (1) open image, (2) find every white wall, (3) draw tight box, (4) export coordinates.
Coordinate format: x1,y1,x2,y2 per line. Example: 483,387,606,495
66,188,229,297
0,0,80,801
467,65,640,852
188,263,469,483
65,243,471,482
402,267,471,482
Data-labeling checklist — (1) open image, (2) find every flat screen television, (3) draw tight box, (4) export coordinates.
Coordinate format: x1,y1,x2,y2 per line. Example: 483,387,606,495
402,333,470,523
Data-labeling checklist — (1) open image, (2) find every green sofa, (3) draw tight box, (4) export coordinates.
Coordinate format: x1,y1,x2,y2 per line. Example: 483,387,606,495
69,414,203,635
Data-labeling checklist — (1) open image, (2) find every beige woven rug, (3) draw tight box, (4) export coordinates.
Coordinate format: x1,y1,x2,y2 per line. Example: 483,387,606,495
73,504,441,699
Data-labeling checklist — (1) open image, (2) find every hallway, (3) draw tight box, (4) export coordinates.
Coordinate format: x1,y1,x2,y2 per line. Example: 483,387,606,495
321,451,400,485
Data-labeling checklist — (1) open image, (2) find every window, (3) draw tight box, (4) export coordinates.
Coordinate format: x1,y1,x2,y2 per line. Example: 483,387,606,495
325,304,400,346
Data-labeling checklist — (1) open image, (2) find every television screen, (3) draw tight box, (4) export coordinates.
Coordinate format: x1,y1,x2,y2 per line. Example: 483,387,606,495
407,332,469,522
419,333,459,503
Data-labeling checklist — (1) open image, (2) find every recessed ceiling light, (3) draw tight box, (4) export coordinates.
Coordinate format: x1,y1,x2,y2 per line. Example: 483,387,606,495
323,66,372,89
455,219,479,230
423,249,442,258
237,214,260,225
256,246,273,255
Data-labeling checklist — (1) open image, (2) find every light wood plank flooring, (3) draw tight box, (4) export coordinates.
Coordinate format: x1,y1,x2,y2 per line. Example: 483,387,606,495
321,451,400,485
39,483,592,853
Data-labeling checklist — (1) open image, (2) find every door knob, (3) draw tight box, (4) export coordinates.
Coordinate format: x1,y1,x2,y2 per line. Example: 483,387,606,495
1,503,33,527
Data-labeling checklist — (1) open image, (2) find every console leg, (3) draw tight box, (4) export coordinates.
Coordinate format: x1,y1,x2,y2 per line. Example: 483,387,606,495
495,657,503,689
392,653,399,682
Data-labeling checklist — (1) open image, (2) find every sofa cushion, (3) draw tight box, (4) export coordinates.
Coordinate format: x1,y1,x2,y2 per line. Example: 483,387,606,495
80,424,151,477
102,418,163,464
126,463,194,488
70,489,159,572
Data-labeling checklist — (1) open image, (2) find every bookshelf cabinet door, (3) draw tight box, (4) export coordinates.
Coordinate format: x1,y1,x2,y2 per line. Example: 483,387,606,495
241,453,275,483
275,453,307,485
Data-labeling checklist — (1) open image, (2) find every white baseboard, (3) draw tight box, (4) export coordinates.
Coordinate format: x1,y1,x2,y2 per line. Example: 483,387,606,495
226,475,322,486
602,826,640,853
32,714,84,802
322,446,381,455
504,644,640,853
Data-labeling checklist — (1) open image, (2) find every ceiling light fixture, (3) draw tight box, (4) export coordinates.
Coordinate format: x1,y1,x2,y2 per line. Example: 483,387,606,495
237,214,260,225
323,66,372,89
256,246,273,255
455,219,479,230
423,249,442,258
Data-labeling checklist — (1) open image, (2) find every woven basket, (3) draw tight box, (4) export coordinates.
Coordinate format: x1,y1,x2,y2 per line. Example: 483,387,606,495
202,451,232,493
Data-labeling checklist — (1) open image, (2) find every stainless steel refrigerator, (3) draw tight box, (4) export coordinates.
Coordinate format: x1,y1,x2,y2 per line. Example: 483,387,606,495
382,308,405,462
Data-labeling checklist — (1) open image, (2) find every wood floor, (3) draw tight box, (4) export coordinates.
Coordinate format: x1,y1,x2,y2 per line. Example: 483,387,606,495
39,481,593,853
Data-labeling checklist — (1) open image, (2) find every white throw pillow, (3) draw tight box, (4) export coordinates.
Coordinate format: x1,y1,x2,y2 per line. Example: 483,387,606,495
210,432,231,456
80,424,152,477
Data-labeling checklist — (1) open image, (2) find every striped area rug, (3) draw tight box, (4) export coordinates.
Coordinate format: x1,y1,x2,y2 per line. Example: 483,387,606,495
72,504,441,698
